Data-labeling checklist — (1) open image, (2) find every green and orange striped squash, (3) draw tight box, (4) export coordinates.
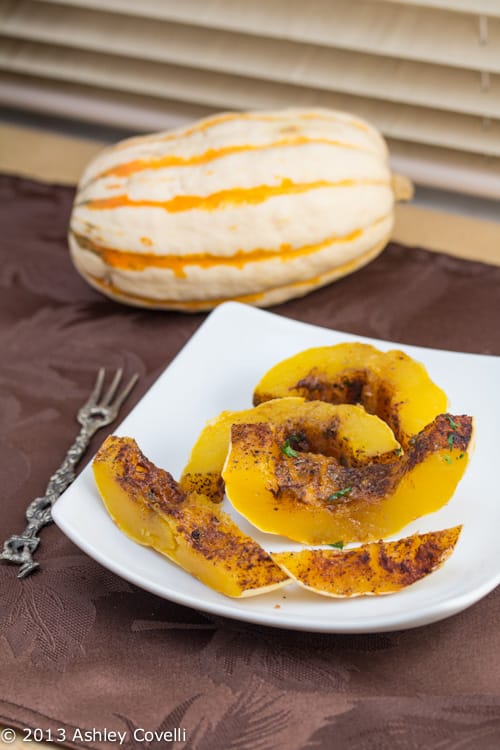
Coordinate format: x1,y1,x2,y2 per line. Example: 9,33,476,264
69,108,412,311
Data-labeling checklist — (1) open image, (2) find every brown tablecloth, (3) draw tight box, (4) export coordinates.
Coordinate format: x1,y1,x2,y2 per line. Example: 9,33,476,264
1,174,499,749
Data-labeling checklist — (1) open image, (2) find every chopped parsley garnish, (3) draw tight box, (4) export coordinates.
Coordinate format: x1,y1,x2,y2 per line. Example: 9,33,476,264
328,487,353,501
394,447,403,456
281,439,298,458
443,455,453,465
328,541,344,549
447,433,455,449
446,415,458,430
458,452,465,459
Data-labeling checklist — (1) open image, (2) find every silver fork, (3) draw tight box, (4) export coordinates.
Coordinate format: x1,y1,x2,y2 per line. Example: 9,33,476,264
1,368,139,578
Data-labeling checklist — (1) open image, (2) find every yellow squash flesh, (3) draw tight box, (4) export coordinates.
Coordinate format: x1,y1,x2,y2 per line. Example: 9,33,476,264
93,436,289,597
253,342,448,447
222,414,473,544
272,526,462,597
180,397,401,502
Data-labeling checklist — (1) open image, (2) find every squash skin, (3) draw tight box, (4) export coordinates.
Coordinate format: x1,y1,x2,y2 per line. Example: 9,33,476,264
93,436,289,597
253,342,448,447
69,107,400,310
271,526,462,597
180,397,401,502
222,414,473,544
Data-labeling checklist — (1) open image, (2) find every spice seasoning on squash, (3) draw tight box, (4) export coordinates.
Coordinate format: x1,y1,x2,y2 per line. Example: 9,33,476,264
93,435,289,598
222,414,474,544
271,526,462,598
253,342,449,448
181,398,401,503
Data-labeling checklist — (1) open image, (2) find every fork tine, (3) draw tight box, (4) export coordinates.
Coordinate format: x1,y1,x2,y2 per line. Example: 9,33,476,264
101,367,123,406
111,372,139,412
82,367,105,409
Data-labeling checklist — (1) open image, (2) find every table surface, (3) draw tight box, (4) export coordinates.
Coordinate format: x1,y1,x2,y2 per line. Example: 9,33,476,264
1,122,499,750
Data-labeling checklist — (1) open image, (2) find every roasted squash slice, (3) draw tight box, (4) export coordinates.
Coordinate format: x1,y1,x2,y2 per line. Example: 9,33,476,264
271,526,462,597
222,414,473,544
253,342,448,447
180,397,401,502
93,435,289,597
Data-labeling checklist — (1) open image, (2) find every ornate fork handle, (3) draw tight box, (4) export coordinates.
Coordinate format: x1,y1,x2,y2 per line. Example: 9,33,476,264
1,368,138,578
1,424,100,578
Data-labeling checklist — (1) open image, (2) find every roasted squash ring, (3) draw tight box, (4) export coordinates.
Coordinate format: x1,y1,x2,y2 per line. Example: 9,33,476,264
222,413,474,544
253,342,448,448
180,397,401,502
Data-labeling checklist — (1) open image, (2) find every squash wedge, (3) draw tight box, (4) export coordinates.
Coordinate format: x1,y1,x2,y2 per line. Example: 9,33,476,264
271,526,462,597
222,414,473,544
93,435,289,597
253,342,448,447
180,397,401,502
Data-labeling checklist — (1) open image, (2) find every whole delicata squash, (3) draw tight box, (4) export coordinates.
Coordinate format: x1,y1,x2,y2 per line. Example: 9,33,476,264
253,342,448,448
69,108,412,311
93,436,289,597
180,397,401,502
222,414,474,544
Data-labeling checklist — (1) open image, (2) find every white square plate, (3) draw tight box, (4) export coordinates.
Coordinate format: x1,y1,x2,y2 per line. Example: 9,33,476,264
53,302,500,633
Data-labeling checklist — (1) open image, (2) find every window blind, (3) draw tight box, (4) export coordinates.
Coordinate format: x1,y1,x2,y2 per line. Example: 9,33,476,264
1,0,499,198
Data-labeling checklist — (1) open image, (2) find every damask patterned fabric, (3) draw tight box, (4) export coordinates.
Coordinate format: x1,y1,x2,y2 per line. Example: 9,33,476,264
0,174,499,749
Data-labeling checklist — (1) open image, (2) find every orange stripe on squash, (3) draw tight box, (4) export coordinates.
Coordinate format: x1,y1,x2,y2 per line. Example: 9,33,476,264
82,179,388,213
71,108,397,310
92,137,371,182
84,241,382,310
71,216,389,278
114,111,373,153
88,273,266,308
179,111,373,136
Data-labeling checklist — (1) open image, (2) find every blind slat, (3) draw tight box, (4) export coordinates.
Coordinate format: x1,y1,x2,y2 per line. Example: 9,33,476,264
31,0,500,74
2,71,499,199
0,71,211,131
382,0,500,18
4,0,500,199
2,0,499,120
1,39,500,161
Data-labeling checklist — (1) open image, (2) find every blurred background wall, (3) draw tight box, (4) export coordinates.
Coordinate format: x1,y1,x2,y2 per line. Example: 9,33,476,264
0,0,499,211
